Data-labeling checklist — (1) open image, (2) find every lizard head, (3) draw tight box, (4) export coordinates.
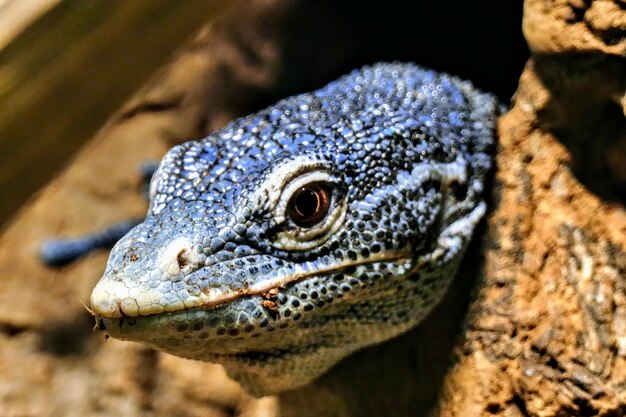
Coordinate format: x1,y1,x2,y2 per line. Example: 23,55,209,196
90,63,499,396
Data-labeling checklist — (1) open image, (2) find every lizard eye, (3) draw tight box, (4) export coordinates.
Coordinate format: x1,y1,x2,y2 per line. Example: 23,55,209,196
270,168,347,251
287,183,331,228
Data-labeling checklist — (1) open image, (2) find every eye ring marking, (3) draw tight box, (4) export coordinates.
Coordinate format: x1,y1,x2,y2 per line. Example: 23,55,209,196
271,169,346,251
288,183,331,228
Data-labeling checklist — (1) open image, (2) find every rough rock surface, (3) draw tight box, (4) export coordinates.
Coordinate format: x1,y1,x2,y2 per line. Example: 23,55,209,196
436,1,626,415
0,0,624,416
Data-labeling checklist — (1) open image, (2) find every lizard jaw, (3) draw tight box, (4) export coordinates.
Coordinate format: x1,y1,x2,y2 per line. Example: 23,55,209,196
90,249,412,319
91,270,425,397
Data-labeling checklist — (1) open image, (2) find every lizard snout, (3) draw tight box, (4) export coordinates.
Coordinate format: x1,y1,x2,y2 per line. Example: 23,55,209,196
90,235,207,319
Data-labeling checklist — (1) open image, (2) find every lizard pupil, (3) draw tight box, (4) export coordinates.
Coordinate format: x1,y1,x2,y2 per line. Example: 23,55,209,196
288,183,330,227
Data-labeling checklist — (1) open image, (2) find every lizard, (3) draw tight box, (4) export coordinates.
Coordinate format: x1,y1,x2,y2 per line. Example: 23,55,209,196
88,62,500,396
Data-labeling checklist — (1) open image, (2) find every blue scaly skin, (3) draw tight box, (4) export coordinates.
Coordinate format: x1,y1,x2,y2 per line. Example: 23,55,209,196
90,63,500,396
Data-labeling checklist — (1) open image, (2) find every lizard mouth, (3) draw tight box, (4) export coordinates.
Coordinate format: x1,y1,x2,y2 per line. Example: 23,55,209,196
94,301,327,360
90,249,413,320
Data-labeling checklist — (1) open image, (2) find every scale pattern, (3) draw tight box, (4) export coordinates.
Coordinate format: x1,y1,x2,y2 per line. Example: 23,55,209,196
90,62,500,396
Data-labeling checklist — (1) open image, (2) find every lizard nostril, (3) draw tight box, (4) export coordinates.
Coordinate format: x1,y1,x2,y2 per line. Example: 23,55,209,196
177,249,189,269
158,237,203,276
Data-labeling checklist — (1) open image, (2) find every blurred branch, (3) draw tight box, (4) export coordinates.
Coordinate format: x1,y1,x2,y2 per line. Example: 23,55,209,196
0,1,232,227
0,0,61,50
